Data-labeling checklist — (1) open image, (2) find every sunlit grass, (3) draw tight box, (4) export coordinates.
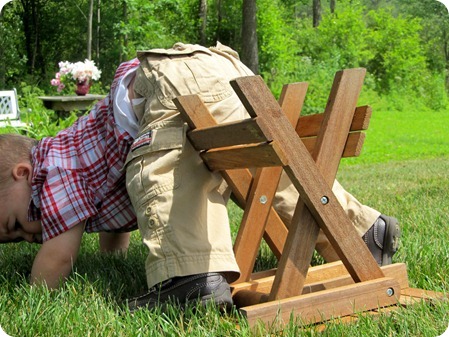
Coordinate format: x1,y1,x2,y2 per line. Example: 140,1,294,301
0,96,448,335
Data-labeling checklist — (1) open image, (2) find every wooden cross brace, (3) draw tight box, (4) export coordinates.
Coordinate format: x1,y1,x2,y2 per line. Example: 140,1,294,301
174,69,403,327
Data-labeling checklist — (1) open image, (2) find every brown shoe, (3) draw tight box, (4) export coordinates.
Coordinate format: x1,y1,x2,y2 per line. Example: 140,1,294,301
362,215,401,266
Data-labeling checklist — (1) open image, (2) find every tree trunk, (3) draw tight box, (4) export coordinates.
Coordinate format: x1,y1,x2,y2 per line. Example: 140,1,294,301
20,0,44,75
0,13,5,87
215,0,222,42
313,0,321,27
443,29,449,91
96,0,101,61
241,0,259,74
87,0,93,60
120,0,128,63
199,0,207,45
330,0,336,13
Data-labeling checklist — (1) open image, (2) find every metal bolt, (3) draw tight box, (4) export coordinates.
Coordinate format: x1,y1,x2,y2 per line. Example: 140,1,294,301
320,196,329,205
386,288,394,297
259,195,268,204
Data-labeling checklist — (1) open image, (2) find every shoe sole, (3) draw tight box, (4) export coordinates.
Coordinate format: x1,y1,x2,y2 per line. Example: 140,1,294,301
380,215,401,266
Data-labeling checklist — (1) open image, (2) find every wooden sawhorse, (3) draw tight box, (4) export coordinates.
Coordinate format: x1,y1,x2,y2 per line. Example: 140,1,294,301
174,69,441,329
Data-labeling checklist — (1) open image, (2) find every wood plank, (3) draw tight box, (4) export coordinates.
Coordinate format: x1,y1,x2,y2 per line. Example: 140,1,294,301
175,90,365,264
187,118,268,150
191,127,366,158
192,126,365,158
174,94,218,129
196,132,365,167
400,288,446,302
184,104,371,152
232,263,409,307
240,277,401,328
296,105,372,137
301,132,366,158
262,210,287,259
232,82,308,283
233,167,284,282
312,287,445,332
201,141,287,171
230,72,384,302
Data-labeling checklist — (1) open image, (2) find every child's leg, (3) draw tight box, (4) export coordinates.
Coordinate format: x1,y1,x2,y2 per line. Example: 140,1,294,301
126,46,252,290
273,171,380,261
99,232,130,253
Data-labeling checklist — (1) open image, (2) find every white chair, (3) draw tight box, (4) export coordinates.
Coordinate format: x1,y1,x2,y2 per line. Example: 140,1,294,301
0,89,27,128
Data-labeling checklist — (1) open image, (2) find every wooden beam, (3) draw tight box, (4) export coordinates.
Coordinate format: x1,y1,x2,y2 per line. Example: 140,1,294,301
296,105,372,137
201,141,286,171
240,277,401,328
232,263,409,308
232,82,308,283
230,72,384,303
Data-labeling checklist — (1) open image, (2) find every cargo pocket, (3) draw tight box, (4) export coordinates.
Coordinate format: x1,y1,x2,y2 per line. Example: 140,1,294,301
125,124,185,208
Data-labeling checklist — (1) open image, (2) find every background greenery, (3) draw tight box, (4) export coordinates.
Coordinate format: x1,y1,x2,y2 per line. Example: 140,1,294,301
1,0,449,114
0,0,448,336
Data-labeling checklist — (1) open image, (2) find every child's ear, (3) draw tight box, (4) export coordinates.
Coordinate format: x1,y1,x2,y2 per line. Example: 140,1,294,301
12,163,33,183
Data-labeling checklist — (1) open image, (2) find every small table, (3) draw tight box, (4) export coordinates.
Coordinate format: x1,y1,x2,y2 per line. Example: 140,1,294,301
39,94,106,117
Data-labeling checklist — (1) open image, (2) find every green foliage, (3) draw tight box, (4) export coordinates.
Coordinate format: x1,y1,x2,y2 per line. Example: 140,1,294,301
365,8,427,94
205,0,242,49
1,0,449,110
0,82,79,139
311,2,371,69
257,0,300,96
0,1,27,87
281,2,373,113
261,0,448,113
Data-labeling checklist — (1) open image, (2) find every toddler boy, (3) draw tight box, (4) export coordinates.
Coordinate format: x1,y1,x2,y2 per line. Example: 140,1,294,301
0,43,400,310
0,59,140,288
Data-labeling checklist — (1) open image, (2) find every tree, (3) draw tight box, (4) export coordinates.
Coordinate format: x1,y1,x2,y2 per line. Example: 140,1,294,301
87,0,93,60
96,0,101,60
313,0,321,27
241,0,259,74
199,0,207,45
20,0,46,76
330,0,336,13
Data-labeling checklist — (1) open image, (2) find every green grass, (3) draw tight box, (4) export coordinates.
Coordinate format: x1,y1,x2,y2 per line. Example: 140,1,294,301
1,99,449,336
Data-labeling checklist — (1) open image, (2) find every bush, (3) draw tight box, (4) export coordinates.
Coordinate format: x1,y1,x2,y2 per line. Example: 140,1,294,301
0,82,79,138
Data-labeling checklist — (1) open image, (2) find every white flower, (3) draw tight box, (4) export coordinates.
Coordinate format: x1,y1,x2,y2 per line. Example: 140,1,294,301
51,59,101,87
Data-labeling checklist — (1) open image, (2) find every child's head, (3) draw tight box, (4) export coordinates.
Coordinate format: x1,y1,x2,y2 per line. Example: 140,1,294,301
0,134,37,191
0,134,42,244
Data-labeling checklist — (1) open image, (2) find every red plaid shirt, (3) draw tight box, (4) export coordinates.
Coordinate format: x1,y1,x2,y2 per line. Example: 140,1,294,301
29,59,140,242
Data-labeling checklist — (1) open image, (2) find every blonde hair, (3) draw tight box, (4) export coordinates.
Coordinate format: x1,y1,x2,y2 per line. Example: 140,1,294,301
0,134,37,189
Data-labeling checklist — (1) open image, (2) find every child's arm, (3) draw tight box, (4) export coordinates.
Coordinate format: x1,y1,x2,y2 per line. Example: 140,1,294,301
30,221,85,289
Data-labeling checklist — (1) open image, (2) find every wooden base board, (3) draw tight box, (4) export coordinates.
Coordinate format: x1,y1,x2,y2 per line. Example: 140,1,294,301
230,262,446,329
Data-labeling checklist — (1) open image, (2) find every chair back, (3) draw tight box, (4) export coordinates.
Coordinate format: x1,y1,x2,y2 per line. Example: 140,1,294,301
0,89,20,121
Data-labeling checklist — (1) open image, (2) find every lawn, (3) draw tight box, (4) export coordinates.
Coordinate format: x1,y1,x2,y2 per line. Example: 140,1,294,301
0,100,448,336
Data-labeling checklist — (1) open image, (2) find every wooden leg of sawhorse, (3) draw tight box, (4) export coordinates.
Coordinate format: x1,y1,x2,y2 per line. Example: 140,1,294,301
231,70,384,300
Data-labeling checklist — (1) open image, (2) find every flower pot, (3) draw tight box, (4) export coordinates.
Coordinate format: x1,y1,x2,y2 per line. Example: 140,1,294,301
75,80,91,96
